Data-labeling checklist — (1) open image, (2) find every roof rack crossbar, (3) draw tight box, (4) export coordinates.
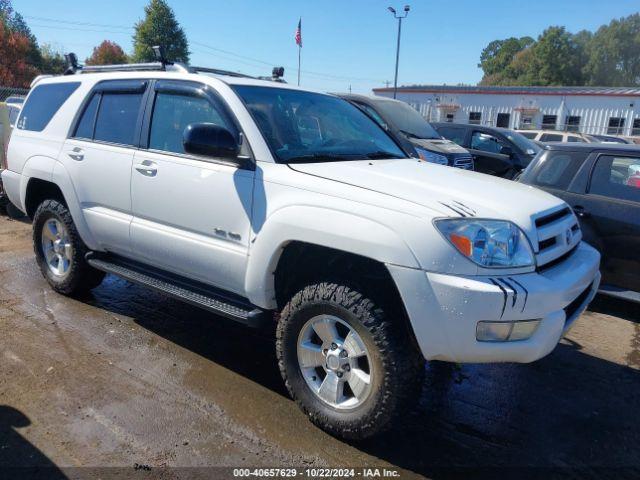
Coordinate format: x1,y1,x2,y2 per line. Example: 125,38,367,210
191,66,255,79
80,62,165,74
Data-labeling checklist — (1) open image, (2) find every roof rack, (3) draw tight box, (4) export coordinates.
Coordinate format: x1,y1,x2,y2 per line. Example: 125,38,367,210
191,66,255,79
62,45,285,82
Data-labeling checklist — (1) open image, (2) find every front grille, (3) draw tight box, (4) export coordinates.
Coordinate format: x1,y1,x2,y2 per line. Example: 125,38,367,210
453,155,474,170
533,207,582,269
564,282,593,321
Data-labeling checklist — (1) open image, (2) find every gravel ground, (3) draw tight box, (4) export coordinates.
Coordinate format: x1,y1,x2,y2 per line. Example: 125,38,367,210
0,214,638,479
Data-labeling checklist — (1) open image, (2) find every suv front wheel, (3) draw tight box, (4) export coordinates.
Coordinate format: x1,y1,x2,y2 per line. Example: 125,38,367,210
33,199,105,295
276,282,424,439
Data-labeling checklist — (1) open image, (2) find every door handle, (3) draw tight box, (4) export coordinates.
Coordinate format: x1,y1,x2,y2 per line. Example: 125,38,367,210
67,147,84,161
573,205,590,218
134,161,158,177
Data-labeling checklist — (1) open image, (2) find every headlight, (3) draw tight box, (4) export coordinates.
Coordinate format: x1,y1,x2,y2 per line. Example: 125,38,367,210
435,219,534,268
416,148,448,165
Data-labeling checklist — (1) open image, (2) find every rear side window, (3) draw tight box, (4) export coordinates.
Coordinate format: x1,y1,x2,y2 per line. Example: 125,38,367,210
17,82,80,132
590,155,640,203
527,151,585,190
93,93,143,146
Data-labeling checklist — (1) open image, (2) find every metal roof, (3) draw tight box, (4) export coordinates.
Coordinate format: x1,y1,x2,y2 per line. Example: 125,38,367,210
372,85,640,97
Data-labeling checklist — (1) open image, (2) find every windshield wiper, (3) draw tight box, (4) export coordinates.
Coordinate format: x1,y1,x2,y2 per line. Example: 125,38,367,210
285,154,355,164
399,129,440,141
365,151,406,160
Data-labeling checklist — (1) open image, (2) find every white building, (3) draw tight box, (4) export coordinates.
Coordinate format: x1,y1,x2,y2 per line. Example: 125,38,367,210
373,85,640,137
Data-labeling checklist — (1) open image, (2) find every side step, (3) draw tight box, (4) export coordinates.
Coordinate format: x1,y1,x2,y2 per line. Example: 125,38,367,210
598,284,640,304
86,253,271,328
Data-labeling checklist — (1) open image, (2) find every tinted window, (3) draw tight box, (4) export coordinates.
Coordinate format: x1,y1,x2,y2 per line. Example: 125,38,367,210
149,92,230,154
526,151,585,190
94,93,143,146
471,131,506,154
436,126,466,145
590,155,640,203
356,103,388,130
567,135,586,143
519,131,537,139
540,133,563,142
74,94,100,139
368,99,440,139
233,86,405,163
17,82,80,132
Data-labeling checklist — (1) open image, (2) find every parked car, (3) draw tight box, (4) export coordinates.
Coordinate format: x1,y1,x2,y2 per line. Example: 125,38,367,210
516,129,597,144
432,122,541,178
588,134,635,145
339,94,474,169
5,96,24,128
3,60,600,439
520,143,640,302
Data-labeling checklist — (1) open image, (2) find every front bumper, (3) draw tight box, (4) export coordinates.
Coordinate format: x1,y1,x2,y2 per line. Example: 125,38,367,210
389,241,601,363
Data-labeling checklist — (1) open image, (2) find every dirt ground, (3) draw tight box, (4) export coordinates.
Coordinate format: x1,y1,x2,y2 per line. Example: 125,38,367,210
0,214,638,479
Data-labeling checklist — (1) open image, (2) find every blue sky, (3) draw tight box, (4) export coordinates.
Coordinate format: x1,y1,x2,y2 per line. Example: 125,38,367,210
15,0,640,93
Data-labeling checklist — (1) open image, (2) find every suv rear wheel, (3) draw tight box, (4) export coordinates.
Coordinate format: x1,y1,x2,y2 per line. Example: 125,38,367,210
33,199,105,295
276,282,424,439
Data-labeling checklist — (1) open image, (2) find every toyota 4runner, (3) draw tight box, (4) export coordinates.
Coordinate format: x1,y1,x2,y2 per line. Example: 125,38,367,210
3,59,601,440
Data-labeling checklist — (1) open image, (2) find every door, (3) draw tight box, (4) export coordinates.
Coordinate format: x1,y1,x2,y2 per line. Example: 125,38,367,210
467,130,512,176
62,80,148,255
130,80,254,295
496,113,510,128
574,154,640,292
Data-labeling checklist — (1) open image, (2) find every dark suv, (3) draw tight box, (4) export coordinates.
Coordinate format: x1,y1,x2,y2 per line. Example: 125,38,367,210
339,95,474,170
432,123,541,178
520,143,640,302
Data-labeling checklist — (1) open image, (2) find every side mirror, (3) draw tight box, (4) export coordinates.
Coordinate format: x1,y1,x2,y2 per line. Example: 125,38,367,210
183,123,239,160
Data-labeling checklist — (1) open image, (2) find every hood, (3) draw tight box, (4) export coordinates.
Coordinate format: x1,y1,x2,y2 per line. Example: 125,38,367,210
289,159,565,236
410,138,468,155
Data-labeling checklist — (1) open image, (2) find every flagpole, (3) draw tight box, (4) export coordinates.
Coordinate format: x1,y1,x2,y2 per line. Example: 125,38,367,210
297,45,301,86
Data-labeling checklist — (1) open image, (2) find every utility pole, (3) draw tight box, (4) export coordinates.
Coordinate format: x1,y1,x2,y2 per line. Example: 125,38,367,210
387,5,410,99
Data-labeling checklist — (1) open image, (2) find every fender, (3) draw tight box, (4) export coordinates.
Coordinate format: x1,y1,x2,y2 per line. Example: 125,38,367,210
19,155,99,250
244,205,420,309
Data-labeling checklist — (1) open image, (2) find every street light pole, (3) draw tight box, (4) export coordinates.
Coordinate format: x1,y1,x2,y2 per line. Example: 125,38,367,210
388,5,410,99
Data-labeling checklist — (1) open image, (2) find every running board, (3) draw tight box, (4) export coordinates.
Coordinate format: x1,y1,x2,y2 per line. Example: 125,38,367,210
598,284,640,304
86,253,271,328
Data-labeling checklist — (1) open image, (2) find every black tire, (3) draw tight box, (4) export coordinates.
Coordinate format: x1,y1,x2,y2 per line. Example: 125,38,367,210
32,199,105,295
276,282,424,440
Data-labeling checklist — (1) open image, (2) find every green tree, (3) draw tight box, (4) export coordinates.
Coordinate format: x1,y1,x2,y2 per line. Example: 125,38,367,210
132,0,189,63
529,26,585,85
479,36,534,82
585,14,640,86
86,40,128,65
39,44,66,75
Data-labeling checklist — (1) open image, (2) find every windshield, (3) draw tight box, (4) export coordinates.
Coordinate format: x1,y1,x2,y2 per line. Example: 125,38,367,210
371,99,441,140
233,86,406,163
502,130,542,156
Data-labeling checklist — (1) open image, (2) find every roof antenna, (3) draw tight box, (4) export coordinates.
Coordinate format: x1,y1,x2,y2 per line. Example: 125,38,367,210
64,53,80,75
152,45,172,69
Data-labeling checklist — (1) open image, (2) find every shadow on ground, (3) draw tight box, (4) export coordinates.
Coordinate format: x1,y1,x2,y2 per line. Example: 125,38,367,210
87,278,640,478
0,406,67,479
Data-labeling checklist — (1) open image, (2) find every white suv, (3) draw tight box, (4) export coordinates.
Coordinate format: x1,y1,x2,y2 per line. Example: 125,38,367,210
3,61,601,439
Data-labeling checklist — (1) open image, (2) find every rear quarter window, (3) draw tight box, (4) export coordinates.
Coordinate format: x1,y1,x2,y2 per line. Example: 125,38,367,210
17,82,80,132
524,151,585,190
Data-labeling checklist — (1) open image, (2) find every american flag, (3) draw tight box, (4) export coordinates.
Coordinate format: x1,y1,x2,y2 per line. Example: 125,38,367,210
295,18,302,47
